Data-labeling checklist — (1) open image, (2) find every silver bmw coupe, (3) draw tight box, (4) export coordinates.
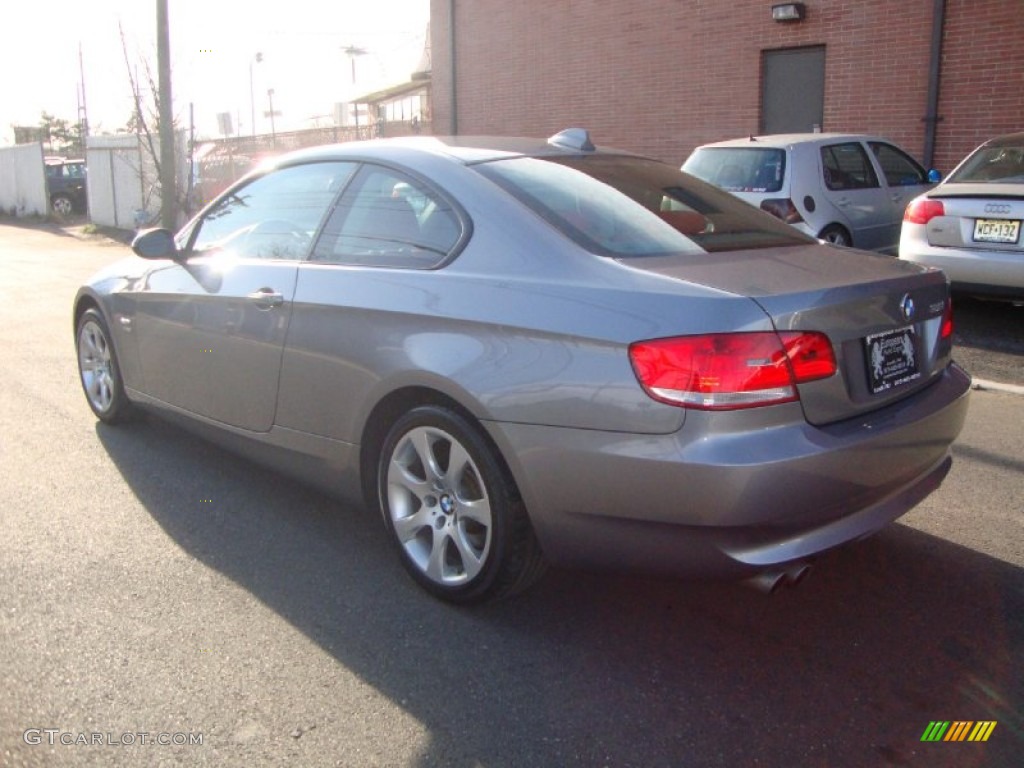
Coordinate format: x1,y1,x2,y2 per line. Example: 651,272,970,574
74,130,971,603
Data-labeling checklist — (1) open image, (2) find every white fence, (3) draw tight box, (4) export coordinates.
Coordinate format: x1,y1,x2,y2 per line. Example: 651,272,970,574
86,135,156,229
0,131,197,227
0,143,47,217
86,132,188,229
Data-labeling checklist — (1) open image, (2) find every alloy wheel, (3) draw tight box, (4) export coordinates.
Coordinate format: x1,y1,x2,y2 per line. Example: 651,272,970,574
78,319,116,414
385,425,493,587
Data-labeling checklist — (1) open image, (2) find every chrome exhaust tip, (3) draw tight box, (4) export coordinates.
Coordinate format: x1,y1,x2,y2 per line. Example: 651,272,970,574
743,561,813,594
742,570,788,594
784,562,812,587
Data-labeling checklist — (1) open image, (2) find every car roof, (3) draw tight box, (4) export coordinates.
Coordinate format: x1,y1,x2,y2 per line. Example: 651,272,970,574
982,132,1024,149
271,131,643,170
694,133,891,150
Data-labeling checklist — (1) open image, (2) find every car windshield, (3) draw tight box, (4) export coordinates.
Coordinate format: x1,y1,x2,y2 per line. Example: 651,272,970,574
948,145,1024,184
474,154,813,256
682,147,786,193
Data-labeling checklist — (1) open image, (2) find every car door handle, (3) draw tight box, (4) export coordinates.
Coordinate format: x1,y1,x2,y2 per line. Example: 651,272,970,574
248,288,284,309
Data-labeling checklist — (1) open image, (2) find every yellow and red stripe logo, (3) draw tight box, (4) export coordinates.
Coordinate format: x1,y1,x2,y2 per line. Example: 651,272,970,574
921,721,997,742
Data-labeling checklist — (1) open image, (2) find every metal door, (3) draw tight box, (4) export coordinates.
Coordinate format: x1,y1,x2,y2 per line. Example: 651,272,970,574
132,258,298,432
761,47,825,134
133,160,356,431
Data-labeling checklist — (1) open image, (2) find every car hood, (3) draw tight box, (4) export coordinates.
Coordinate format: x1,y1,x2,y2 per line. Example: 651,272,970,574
85,256,146,283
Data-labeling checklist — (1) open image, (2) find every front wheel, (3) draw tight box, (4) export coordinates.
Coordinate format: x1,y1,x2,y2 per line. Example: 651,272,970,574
377,405,545,603
76,308,134,423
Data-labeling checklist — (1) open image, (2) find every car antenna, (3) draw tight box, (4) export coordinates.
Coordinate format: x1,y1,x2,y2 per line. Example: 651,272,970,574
547,128,596,152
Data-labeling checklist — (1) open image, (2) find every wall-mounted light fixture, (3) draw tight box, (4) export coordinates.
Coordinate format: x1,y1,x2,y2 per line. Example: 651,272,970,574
772,3,806,22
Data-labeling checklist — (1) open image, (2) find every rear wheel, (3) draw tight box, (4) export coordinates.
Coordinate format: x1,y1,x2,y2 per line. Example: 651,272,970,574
377,405,545,603
819,224,851,247
76,308,134,423
51,194,75,217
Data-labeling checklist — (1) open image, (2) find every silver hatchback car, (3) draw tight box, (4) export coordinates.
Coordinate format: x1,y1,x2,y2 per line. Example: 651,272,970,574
684,134,937,252
899,132,1024,300
75,131,970,603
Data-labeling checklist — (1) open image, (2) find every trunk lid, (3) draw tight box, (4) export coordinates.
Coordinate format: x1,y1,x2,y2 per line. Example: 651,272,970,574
922,187,1024,252
622,243,954,425
928,182,1024,200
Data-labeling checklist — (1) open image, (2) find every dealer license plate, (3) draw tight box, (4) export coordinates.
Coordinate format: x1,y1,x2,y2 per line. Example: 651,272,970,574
864,327,921,394
973,218,1020,244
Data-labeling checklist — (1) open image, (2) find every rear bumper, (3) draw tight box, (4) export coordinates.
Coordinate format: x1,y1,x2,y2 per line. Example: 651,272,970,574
900,228,1024,295
486,363,971,578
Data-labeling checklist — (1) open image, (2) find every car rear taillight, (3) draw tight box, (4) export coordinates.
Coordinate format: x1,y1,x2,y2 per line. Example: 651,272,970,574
903,198,945,225
941,300,954,340
760,198,804,225
629,331,836,410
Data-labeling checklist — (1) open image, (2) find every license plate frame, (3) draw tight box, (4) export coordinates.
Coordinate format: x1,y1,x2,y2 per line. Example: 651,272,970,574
864,326,921,394
972,218,1020,244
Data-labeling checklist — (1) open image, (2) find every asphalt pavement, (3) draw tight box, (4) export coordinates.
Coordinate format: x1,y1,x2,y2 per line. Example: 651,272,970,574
951,296,1024,388
1,220,1021,768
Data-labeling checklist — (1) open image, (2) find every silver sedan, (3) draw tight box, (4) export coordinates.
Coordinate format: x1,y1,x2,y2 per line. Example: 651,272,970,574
900,132,1024,300
74,130,971,603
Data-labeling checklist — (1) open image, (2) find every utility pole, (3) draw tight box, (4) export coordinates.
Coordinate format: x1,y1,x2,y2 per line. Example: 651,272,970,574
343,45,367,137
187,102,195,216
250,52,263,138
343,45,366,84
157,0,177,229
266,88,278,148
77,43,90,144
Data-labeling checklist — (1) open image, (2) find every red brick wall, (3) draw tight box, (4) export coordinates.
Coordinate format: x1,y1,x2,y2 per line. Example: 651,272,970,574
936,0,1024,172
431,0,1023,171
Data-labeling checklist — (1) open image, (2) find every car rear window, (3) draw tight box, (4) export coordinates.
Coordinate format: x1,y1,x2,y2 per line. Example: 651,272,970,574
948,145,1024,183
474,154,813,256
682,147,786,193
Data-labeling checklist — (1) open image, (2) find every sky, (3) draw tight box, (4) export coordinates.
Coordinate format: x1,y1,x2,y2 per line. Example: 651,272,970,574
0,0,430,145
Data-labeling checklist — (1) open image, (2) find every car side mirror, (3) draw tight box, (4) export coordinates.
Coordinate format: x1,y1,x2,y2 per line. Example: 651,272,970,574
927,169,942,184
132,228,179,260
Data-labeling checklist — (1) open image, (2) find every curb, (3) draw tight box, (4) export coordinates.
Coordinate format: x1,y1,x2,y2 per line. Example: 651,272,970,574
972,378,1024,396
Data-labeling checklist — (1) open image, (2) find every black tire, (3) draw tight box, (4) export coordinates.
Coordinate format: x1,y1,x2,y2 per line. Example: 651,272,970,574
75,308,134,424
51,194,75,217
819,224,852,247
377,405,546,603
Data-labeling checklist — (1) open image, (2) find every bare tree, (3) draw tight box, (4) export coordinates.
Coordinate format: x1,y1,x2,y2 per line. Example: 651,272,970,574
119,19,182,224
121,29,162,150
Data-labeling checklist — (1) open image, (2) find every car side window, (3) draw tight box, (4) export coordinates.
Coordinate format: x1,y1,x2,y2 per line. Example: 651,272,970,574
821,143,880,191
189,161,357,261
868,142,927,187
311,165,462,268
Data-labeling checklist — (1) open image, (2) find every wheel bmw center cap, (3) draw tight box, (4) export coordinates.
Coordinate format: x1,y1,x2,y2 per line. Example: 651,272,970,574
440,494,456,516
